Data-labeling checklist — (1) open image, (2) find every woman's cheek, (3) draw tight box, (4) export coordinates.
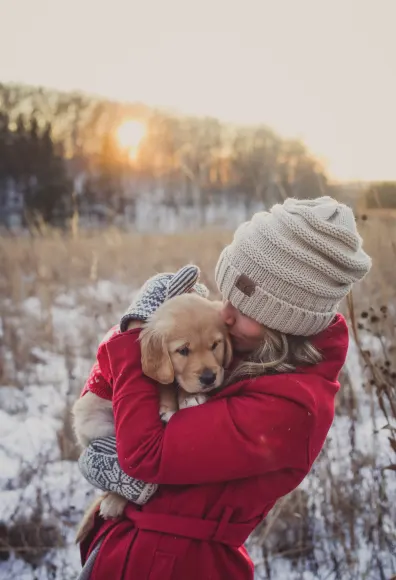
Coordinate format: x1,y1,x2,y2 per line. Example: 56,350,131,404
240,317,263,339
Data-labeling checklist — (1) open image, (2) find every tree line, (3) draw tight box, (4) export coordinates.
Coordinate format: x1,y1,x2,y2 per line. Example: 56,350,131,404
0,110,71,224
0,82,328,225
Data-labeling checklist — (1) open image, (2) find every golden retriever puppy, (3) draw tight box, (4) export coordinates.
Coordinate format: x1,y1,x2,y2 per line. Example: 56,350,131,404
140,293,232,404
73,294,231,542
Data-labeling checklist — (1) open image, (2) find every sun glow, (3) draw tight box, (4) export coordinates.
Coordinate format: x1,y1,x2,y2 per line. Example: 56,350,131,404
116,120,146,159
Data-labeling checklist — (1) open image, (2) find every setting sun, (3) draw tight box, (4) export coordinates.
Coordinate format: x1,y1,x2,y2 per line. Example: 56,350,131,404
116,120,146,159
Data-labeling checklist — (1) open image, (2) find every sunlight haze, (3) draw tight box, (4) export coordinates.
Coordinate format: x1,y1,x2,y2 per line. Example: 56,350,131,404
1,0,395,181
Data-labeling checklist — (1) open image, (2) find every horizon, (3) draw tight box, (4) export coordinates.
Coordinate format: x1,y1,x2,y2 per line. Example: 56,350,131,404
1,0,395,183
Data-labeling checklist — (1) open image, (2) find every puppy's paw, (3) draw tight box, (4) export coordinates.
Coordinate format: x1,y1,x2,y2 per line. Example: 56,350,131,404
179,394,208,410
99,493,127,520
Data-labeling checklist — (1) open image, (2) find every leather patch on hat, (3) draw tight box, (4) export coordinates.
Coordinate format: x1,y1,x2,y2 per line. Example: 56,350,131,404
235,274,256,297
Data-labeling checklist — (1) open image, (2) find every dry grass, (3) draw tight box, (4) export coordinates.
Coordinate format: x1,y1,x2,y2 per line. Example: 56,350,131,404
0,227,231,302
0,214,393,308
0,227,231,388
0,214,395,579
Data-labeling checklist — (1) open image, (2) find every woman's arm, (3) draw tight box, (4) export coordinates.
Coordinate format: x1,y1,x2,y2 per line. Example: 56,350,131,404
98,329,313,485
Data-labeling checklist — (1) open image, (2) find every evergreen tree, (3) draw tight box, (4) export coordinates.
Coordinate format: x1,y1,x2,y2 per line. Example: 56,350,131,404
24,120,71,225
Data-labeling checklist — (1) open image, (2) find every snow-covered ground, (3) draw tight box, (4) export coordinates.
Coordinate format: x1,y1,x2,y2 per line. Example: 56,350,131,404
0,280,395,579
79,193,267,234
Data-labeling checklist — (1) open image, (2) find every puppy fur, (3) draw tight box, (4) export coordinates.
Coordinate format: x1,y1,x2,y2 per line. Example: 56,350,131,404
72,294,231,543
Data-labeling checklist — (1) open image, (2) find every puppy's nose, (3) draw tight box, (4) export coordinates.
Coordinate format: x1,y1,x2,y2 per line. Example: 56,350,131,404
199,369,217,388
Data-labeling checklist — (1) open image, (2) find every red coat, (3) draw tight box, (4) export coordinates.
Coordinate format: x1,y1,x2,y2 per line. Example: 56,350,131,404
80,325,120,400
80,314,349,580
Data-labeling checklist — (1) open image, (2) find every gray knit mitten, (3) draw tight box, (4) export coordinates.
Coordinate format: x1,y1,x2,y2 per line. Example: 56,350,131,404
78,436,158,505
120,264,209,331
78,396,207,505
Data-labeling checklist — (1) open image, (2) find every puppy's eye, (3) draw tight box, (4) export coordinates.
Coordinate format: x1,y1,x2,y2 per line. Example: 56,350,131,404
211,341,220,351
177,346,190,356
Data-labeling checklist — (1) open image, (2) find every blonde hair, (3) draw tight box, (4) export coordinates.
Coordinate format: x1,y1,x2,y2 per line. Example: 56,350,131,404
225,326,322,386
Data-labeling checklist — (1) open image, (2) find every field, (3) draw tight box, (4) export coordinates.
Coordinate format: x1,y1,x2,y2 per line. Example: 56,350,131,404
0,214,395,580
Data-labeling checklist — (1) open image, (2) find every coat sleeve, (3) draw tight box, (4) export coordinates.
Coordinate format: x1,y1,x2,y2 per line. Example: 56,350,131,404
98,330,313,485
80,324,121,400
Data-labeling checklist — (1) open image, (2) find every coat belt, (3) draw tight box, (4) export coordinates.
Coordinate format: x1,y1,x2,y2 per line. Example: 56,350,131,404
124,505,254,547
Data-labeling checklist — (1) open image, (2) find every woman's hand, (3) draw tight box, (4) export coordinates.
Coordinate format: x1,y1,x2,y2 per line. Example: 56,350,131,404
120,264,208,331
78,436,158,505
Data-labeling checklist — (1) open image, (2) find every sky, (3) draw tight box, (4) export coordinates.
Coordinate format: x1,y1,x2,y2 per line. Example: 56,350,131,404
1,0,395,182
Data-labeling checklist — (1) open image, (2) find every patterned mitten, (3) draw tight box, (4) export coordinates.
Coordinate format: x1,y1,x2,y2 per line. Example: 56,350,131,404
120,264,208,331
78,436,158,505
78,393,208,505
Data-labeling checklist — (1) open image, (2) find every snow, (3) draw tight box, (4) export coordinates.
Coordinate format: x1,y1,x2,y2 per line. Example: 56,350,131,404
79,194,266,234
0,282,395,579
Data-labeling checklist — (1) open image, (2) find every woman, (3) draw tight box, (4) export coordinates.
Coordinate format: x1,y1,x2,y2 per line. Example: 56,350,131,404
77,196,371,580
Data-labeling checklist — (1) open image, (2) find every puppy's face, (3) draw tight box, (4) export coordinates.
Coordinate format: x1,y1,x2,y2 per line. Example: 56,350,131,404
140,294,232,393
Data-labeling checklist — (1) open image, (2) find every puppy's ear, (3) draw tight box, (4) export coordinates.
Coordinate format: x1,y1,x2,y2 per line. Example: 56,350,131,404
223,333,233,368
140,327,174,384
210,301,233,368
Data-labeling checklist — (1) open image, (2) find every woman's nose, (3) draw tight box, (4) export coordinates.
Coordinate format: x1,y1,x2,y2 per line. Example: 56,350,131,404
221,301,236,327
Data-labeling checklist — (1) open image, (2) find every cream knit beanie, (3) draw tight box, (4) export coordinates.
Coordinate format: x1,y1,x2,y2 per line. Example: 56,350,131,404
215,196,372,336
